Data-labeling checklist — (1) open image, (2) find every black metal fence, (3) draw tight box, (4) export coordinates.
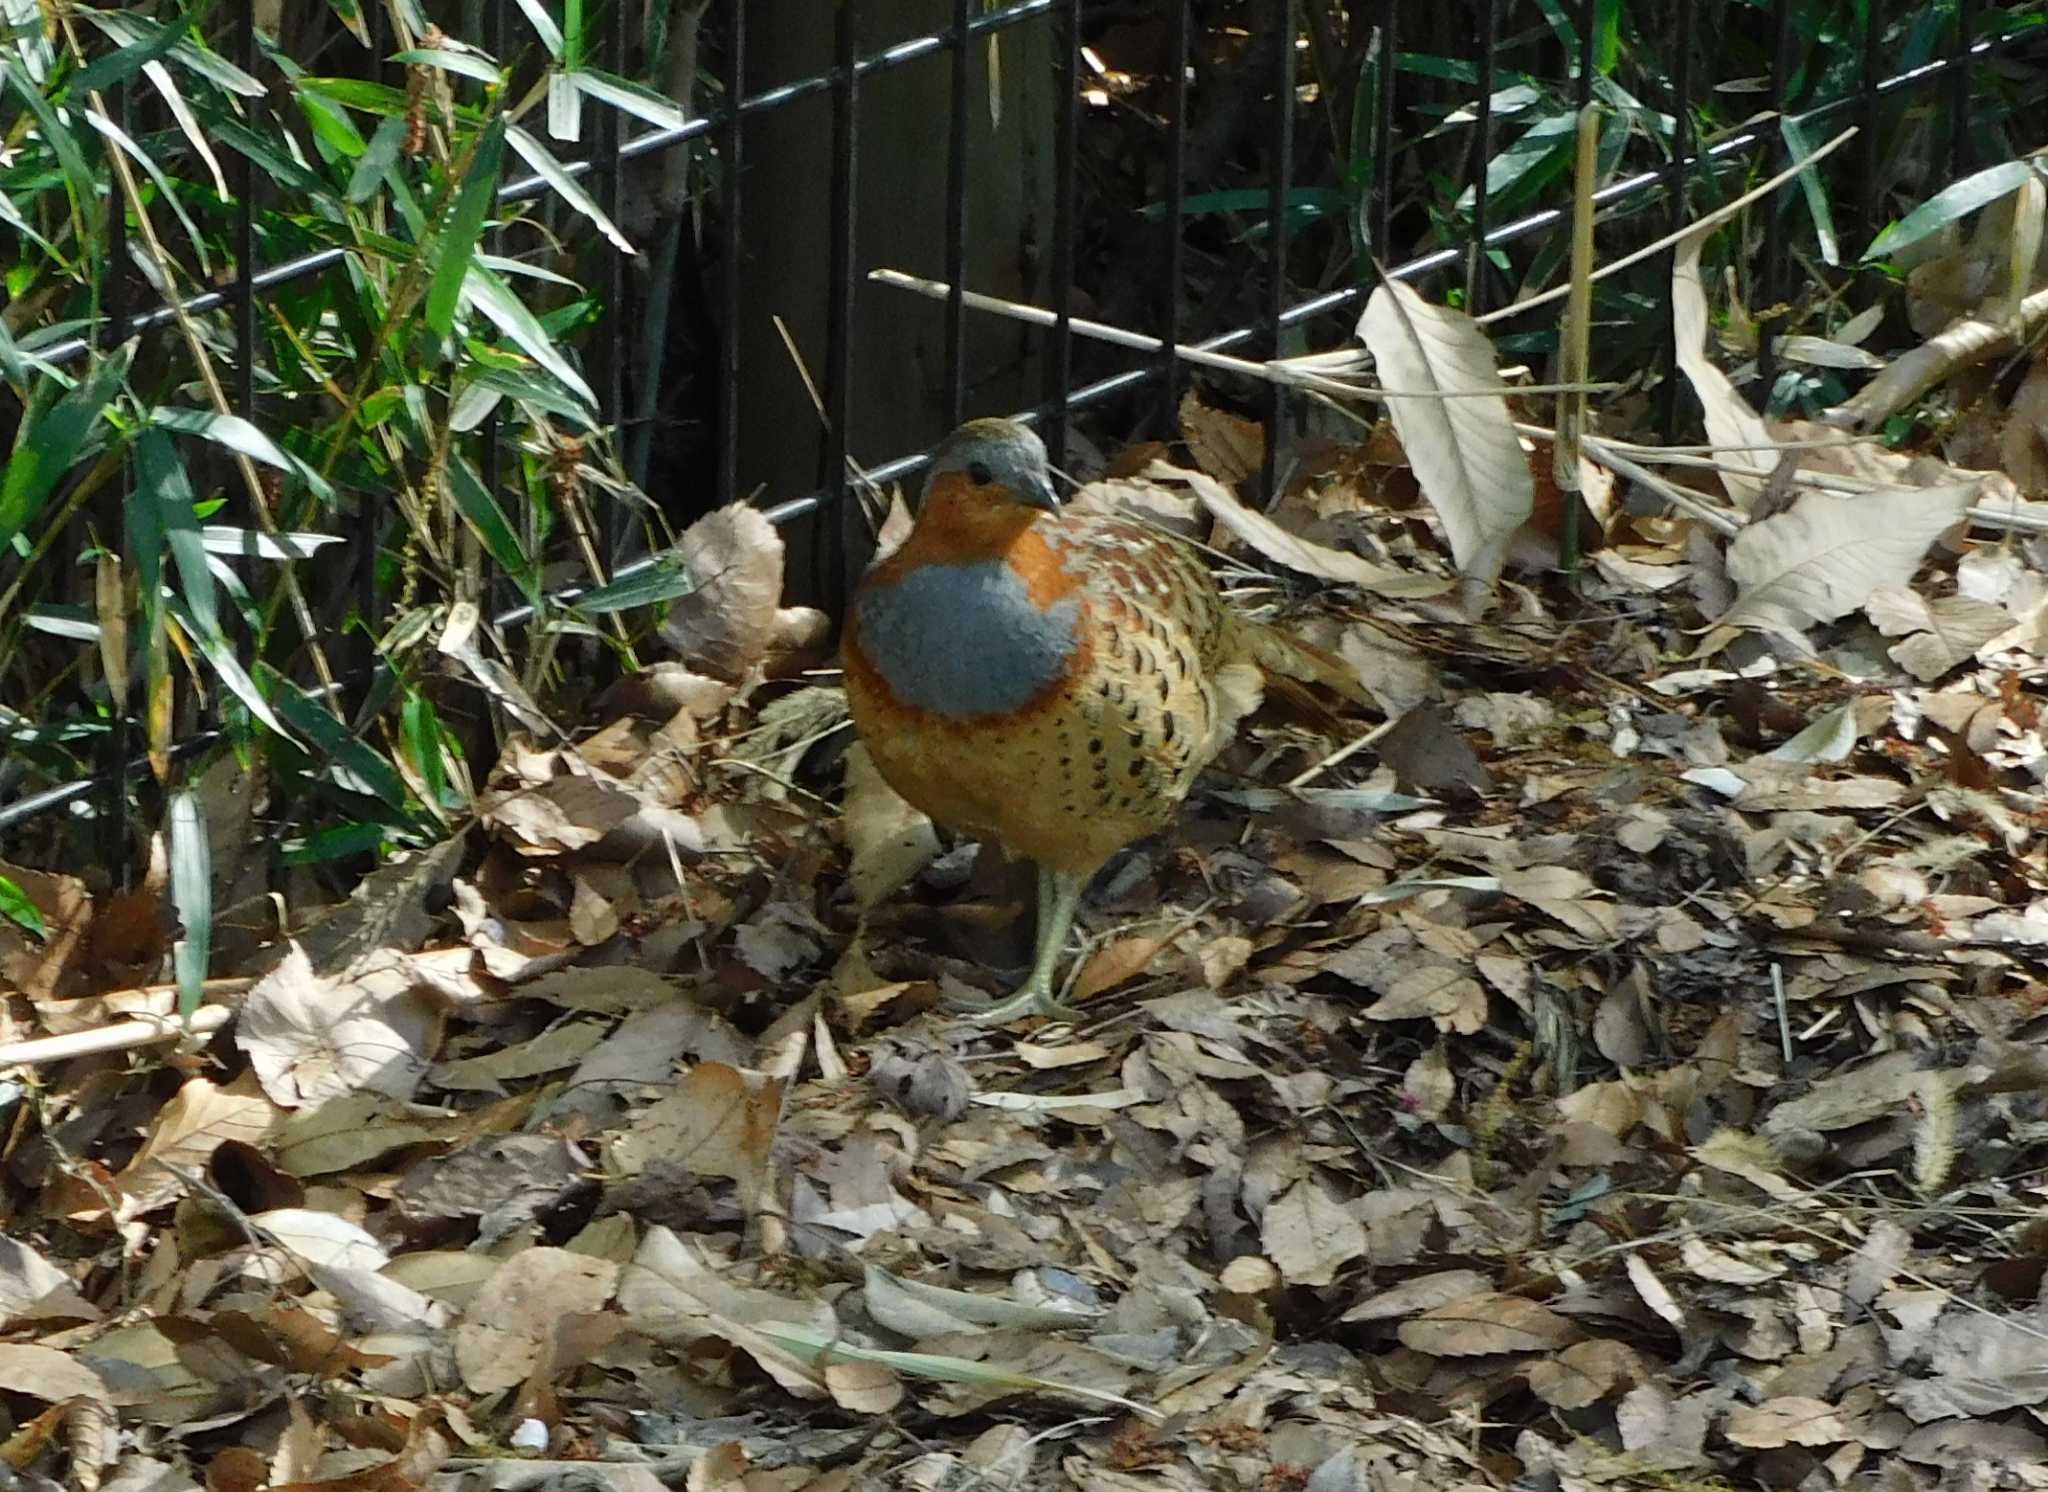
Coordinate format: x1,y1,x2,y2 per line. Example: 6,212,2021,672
2,0,2044,856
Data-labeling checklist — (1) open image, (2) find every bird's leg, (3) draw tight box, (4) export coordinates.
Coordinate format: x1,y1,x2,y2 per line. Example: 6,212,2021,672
957,864,1089,1024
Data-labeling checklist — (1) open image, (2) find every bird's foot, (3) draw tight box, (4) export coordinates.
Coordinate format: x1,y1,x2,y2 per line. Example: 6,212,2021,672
950,981,1083,1025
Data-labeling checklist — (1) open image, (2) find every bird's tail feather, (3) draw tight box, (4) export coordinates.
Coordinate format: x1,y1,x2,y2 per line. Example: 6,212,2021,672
1231,617,1374,712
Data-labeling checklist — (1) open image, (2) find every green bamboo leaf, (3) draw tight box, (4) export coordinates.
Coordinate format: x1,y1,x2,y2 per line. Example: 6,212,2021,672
66,18,190,99
260,663,413,811
506,124,635,253
1781,115,1839,267
0,875,47,941
461,264,599,412
82,107,214,274
300,76,419,118
140,53,230,202
511,0,565,59
168,791,211,1021
0,193,65,268
82,11,264,97
146,407,336,503
445,452,540,605
1864,160,2041,263
24,605,98,641
198,526,346,562
179,606,294,740
6,65,97,238
455,357,601,431
574,556,695,614
567,68,688,131
348,115,409,203
0,351,127,556
392,46,503,85
322,0,370,46
135,429,220,641
401,692,452,807
0,313,25,387
426,114,509,338
203,109,338,200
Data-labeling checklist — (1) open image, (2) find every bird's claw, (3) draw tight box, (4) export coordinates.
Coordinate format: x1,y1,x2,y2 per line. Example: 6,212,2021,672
949,984,1084,1025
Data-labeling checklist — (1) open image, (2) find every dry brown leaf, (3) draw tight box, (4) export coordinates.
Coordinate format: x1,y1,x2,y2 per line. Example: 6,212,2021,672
1397,1291,1573,1355
1340,1269,1490,1324
1178,390,1264,487
238,944,441,1108
1526,1338,1645,1409
658,504,788,681
454,1247,619,1393
1724,1396,1850,1448
842,743,938,914
610,1061,785,1207
1071,930,1172,1003
1261,1178,1367,1287
1149,460,1447,596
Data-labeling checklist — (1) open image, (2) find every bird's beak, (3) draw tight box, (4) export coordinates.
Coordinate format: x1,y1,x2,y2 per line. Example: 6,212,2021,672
1024,471,1061,512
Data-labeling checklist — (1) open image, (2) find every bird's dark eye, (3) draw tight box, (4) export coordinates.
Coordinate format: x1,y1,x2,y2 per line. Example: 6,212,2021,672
967,460,994,485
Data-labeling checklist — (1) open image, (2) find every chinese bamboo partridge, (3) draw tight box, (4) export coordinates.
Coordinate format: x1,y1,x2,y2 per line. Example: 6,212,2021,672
842,418,1368,1023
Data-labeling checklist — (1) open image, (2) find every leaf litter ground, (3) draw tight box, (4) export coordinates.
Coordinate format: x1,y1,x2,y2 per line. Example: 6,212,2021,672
4,386,2048,1492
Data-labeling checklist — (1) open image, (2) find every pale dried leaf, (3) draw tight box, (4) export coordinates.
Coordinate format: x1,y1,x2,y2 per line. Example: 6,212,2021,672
658,504,787,681
1527,1339,1645,1409
1673,224,1775,509
843,743,939,913
1341,1269,1490,1324
1148,460,1445,596
1357,280,1533,582
1724,1397,1850,1448
455,1247,618,1393
238,944,439,1107
1261,1179,1367,1286
1721,483,1976,638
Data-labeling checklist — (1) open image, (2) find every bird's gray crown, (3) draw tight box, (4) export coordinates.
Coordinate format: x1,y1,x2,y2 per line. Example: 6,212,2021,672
922,418,1059,512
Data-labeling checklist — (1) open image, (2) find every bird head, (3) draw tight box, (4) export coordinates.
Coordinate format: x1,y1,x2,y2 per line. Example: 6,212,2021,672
923,418,1059,513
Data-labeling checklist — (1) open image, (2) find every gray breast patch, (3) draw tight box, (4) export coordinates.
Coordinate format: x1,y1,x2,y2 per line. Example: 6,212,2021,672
856,559,1081,718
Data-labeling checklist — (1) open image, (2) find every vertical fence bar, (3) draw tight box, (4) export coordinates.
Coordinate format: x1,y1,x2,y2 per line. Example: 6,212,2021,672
234,0,257,419
943,0,972,429
602,0,628,565
1756,0,1793,395
1371,3,1396,269
100,67,134,890
1950,0,1975,175
822,0,860,605
718,0,745,508
357,2,386,684
1466,0,1498,314
481,0,504,512
1044,0,1080,473
1261,0,1296,503
1659,0,1697,438
1575,0,1594,109
1860,0,1883,238
1159,0,1189,438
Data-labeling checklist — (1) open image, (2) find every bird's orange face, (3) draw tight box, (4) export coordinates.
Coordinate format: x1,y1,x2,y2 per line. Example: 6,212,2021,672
892,470,1084,615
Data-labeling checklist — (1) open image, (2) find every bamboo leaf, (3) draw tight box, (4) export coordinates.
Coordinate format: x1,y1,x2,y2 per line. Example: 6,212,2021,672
168,791,211,1021
426,114,509,338
506,124,635,253
0,351,127,556
1864,159,2040,262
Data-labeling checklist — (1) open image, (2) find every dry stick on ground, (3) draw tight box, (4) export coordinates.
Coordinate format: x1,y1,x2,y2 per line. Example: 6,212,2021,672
0,977,254,1069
